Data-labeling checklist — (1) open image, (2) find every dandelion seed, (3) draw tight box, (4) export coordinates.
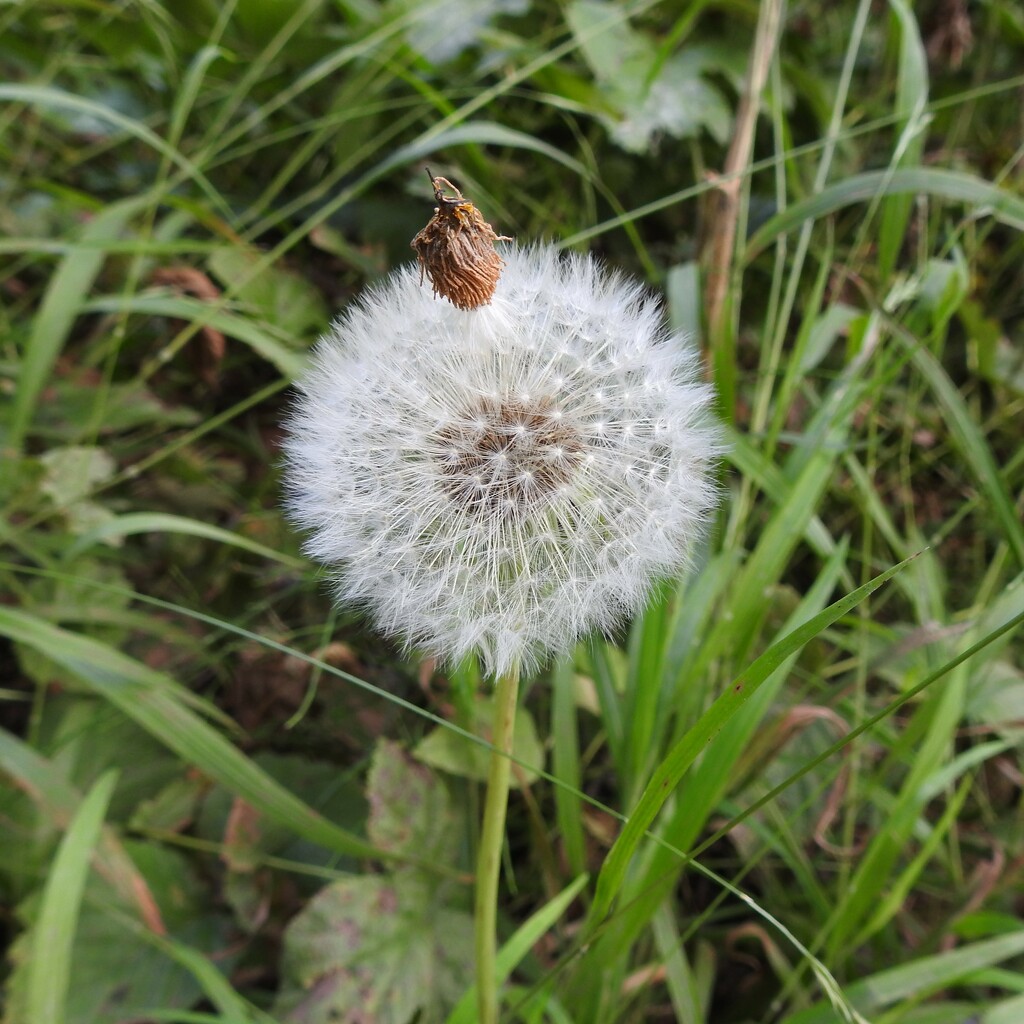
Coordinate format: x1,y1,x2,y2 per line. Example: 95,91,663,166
283,245,721,678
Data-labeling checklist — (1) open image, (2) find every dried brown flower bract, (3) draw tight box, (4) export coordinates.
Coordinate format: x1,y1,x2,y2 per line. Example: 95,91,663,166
410,172,511,311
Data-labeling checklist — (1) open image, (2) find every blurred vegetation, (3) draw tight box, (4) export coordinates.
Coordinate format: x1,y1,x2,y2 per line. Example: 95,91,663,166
2,0,1024,1022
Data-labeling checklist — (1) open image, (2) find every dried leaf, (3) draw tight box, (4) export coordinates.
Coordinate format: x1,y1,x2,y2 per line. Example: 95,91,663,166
410,174,510,310
151,265,226,385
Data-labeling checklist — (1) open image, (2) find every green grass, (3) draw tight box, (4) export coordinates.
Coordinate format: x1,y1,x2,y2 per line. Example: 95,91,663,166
2,0,1024,1021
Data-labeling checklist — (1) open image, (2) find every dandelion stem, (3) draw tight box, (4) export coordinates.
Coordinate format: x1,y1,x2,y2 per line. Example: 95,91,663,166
475,664,521,1024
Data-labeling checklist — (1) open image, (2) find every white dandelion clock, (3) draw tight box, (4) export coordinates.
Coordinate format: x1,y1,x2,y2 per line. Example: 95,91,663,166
283,244,721,678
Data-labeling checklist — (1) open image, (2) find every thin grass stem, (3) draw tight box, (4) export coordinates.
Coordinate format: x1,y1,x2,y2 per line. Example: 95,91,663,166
475,664,521,1024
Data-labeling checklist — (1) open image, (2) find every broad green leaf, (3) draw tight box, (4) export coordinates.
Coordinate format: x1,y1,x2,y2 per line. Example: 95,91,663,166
273,875,473,1024
979,338,1024,396
8,842,231,1024
916,255,969,335
129,774,210,833
566,2,730,151
0,726,80,825
607,53,732,152
800,304,860,374
192,752,369,871
966,660,1024,740
273,744,474,1024
369,740,463,861
207,246,329,342
414,700,543,788
34,378,200,439
565,0,646,83
39,447,116,506
37,446,119,539
0,723,203,942
395,0,529,64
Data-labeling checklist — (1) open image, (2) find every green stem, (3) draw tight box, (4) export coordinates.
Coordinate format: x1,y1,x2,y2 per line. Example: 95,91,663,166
475,664,521,1024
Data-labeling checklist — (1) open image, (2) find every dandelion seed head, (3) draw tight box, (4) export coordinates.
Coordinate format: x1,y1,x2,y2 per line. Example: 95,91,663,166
283,245,722,677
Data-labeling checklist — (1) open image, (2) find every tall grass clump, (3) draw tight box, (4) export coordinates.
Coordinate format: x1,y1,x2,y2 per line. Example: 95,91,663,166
1,1,1023,1023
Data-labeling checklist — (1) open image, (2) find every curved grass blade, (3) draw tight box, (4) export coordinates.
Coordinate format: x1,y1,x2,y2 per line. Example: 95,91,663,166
0,608,387,863
82,294,307,378
0,85,229,217
0,729,169,930
906,339,1024,568
588,553,916,926
745,168,1024,260
8,197,148,451
26,770,118,1024
0,607,236,726
63,512,305,568
379,122,592,180
780,930,1024,1024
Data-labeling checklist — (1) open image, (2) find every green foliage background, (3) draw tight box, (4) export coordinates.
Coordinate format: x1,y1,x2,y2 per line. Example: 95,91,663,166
2,0,1024,1022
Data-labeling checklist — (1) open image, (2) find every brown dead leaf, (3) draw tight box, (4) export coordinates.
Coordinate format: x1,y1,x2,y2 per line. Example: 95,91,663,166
151,265,227,386
223,798,264,873
411,172,511,311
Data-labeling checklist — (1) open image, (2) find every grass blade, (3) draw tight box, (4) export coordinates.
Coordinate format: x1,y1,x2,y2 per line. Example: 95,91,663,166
379,121,592,179
780,930,1024,1024
551,656,587,877
63,512,305,567
588,553,916,926
907,339,1024,568
82,294,308,378
8,197,146,450
876,0,929,279
0,85,228,215
569,543,848,1009
26,770,118,1024
445,873,589,1024
0,608,386,863
746,168,1024,259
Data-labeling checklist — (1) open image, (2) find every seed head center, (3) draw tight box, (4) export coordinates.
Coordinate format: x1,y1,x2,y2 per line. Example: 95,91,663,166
433,397,583,513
